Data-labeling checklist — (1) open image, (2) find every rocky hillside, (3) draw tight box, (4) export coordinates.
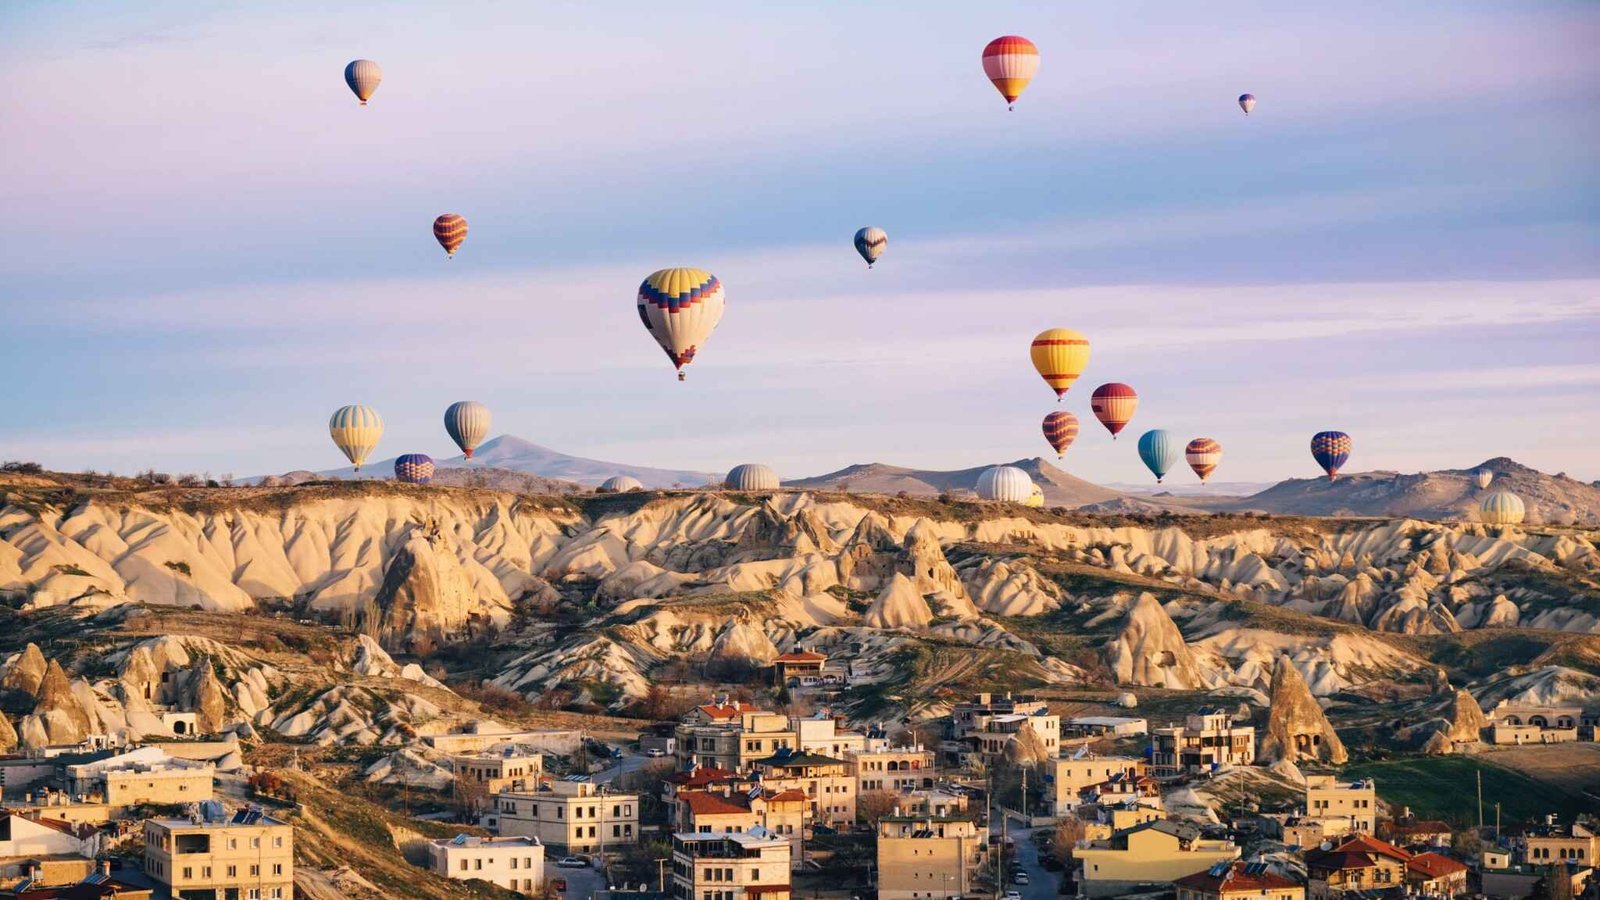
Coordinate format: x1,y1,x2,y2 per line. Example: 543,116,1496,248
1215,458,1600,525
787,457,1122,507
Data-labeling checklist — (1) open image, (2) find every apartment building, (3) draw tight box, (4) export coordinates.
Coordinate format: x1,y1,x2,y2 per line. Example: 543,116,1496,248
1302,776,1376,834
64,747,214,809
674,787,809,868
1522,820,1597,869
751,750,855,827
848,745,937,795
1174,861,1305,900
876,815,983,900
949,693,1061,762
1488,701,1582,744
1049,754,1146,814
495,781,639,854
792,715,866,759
669,828,792,900
428,833,545,895
1304,834,1411,897
1075,820,1240,898
1150,710,1257,779
675,701,796,772
450,749,543,807
143,811,294,900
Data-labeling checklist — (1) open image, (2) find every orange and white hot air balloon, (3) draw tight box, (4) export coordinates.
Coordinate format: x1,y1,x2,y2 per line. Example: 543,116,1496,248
1185,438,1223,482
982,36,1039,110
1090,383,1138,439
433,214,468,258
1042,411,1079,459
1030,328,1090,400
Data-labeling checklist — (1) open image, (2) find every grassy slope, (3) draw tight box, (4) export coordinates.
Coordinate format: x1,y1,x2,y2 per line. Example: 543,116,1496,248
1340,755,1592,825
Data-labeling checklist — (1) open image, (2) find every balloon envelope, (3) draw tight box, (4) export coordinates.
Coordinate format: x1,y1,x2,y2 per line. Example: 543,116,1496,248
725,464,779,491
433,214,468,257
983,36,1039,108
1479,490,1525,525
639,268,725,380
1185,437,1223,482
1310,431,1352,481
977,465,1034,503
345,59,382,105
444,401,491,459
329,405,383,471
1030,328,1091,399
599,475,644,493
1090,383,1138,438
1238,93,1256,114
1137,429,1181,482
394,454,435,485
854,227,887,267
1025,484,1045,508
1475,468,1494,490
1042,411,1079,458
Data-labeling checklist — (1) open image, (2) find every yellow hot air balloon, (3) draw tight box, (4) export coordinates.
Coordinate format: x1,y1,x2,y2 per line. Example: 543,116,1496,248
1030,328,1090,400
329,405,383,471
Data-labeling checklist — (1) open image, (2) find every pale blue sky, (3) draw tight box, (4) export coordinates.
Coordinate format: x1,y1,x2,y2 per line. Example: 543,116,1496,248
1,1,1596,483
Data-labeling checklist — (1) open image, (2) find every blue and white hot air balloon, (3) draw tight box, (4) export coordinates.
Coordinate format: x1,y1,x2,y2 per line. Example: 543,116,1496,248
1137,429,1181,483
329,405,383,471
394,454,435,484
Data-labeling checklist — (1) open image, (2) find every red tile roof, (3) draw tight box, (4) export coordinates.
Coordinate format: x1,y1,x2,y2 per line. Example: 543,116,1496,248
1332,833,1412,863
1407,852,1468,880
694,703,744,720
766,789,808,802
775,651,826,662
1173,861,1301,893
680,791,752,817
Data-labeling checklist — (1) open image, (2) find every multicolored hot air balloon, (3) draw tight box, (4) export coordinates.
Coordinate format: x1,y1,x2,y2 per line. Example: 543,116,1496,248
1030,328,1090,400
983,36,1039,110
1185,438,1223,482
1310,431,1352,481
1090,383,1138,438
1479,490,1525,526
726,464,779,491
854,227,887,268
1475,468,1494,490
1042,411,1079,459
977,465,1034,503
329,405,383,471
444,401,491,459
1238,93,1256,115
1025,484,1045,508
344,59,382,106
433,214,468,258
638,268,725,381
394,454,435,484
1137,429,1181,483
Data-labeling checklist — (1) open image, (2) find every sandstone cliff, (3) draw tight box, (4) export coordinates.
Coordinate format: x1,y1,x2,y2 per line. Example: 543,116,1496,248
1257,655,1348,765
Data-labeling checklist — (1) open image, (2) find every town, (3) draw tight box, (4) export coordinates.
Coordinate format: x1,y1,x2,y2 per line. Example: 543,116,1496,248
0,644,1594,900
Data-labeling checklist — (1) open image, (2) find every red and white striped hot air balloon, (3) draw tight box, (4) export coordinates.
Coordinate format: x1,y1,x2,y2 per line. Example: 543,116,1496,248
1042,411,1079,459
1090,383,1138,438
1185,438,1223,482
982,36,1039,110
433,214,468,258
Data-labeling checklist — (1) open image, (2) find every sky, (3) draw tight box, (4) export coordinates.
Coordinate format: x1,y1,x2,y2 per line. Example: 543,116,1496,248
1,1,1597,485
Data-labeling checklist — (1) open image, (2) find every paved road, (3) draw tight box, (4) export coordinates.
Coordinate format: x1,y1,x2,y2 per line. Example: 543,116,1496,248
592,752,651,785
556,861,606,900
992,817,1062,900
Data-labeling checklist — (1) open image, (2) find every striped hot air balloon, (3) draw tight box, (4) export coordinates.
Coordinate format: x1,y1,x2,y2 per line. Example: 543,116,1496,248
1310,431,1352,481
1238,93,1256,115
1185,438,1223,482
1030,328,1091,400
344,59,382,106
329,405,383,471
1479,490,1525,526
433,214,468,258
599,475,644,493
977,465,1034,503
444,401,491,459
638,268,725,381
1475,468,1494,490
983,36,1039,110
854,227,887,267
394,454,435,485
1137,429,1181,483
1042,411,1079,459
1090,383,1138,438
725,464,779,491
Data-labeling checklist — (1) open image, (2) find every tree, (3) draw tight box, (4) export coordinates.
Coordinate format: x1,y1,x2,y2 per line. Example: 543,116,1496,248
453,768,489,817
1049,818,1086,864
857,790,901,827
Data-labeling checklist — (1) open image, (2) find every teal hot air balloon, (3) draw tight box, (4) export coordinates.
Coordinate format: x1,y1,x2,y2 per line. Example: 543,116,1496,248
1137,429,1181,483
444,401,491,459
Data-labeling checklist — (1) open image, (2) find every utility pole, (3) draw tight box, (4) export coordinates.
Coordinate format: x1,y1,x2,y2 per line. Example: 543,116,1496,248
655,856,668,892
1477,769,1484,833
1495,803,1501,840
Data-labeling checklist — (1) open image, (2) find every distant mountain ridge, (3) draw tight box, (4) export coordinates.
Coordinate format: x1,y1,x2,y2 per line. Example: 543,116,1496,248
786,456,1124,508
310,435,720,488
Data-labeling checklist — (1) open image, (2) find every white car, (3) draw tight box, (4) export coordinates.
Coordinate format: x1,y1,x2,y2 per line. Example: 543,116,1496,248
1013,872,1030,885
1004,891,1023,900
644,748,666,758
556,857,589,869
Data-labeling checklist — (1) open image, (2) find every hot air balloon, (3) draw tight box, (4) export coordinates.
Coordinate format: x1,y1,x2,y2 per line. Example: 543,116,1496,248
1475,468,1494,490
599,475,644,493
638,268,725,381
344,59,382,106
1042,411,1079,459
1137,429,1181,483
1479,490,1525,526
977,465,1034,502
1025,484,1045,508
394,454,435,485
1310,431,1352,481
444,401,491,459
1238,93,1256,115
1090,383,1138,438
1030,328,1090,400
1185,438,1223,482
726,464,779,491
854,227,887,268
329,405,383,471
433,214,468,258
983,36,1039,110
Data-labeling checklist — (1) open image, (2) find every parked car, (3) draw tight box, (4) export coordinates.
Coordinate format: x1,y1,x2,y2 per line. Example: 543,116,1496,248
1004,891,1023,900
1012,872,1030,885
551,878,568,892
556,857,588,868
644,748,666,758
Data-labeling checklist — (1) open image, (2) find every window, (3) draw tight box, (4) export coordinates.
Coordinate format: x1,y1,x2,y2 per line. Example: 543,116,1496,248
250,865,260,876
228,866,237,877
513,858,520,869
460,860,469,871
274,836,284,847
182,868,192,880
272,864,283,876
475,859,483,871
